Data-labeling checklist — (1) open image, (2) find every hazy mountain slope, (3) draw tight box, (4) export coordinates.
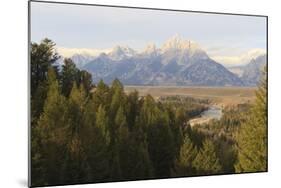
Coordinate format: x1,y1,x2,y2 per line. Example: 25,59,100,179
81,35,245,86
179,59,244,86
240,55,267,86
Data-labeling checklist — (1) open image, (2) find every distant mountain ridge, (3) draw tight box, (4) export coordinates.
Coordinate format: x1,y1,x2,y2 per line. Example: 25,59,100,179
227,54,267,86
240,55,267,86
58,35,266,86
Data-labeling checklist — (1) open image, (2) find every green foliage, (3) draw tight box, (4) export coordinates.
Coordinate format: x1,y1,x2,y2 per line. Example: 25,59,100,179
192,139,222,174
31,39,267,186
61,58,80,97
191,104,251,173
92,80,111,110
95,105,110,145
235,68,267,172
78,70,94,95
143,97,175,177
31,39,60,124
82,99,110,182
126,90,140,130
173,136,197,176
32,67,69,185
61,59,94,98
31,38,60,97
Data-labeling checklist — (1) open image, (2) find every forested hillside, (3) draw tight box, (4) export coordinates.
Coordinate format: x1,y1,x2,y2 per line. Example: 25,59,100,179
30,39,267,187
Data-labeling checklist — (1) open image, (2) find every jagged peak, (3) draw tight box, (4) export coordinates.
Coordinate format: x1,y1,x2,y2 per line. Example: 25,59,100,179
108,45,136,60
142,43,158,54
161,34,201,52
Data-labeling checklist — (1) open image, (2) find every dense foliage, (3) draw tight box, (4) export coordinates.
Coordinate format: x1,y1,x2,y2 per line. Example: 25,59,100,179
30,39,267,187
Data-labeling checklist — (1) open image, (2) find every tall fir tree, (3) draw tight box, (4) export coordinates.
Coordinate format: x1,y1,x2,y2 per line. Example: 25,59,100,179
31,38,60,97
192,139,222,174
110,79,126,119
173,136,198,176
92,80,111,110
33,67,69,186
95,105,111,145
126,90,140,130
61,83,90,184
82,99,110,182
31,38,60,124
115,106,130,179
78,70,94,95
141,96,175,177
235,67,267,172
61,58,80,97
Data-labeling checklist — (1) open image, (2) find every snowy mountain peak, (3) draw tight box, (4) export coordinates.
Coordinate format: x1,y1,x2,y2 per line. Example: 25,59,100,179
108,45,136,60
161,34,200,52
143,43,158,54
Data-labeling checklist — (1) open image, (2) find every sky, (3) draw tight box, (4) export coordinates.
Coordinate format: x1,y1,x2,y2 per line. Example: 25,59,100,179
30,1,267,66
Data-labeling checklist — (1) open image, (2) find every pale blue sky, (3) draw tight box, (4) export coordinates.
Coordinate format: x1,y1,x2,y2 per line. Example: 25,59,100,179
30,1,267,65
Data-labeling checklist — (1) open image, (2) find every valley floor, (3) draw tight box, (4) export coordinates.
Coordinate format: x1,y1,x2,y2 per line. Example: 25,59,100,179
124,86,256,107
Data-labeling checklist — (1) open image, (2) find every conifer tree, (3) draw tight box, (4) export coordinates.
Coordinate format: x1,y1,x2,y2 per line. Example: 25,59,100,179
127,90,140,130
174,136,198,176
81,99,110,182
110,79,126,119
142,96,175,177
124,117,154,179
34,67,69,185
95,105,110,145
235,67,267,172
115,106,130,179
92,80,110,110
31,38,60,97
31,38,60,123
61,58,80,97
62,83,90,184
78,70,93,95
128,140,154,179
192,139,222,174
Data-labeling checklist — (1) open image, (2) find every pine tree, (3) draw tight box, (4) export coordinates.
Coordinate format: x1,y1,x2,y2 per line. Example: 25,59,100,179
142,96,175,177
115,106,130,179
110,79,126,119
124,118,154,180
192,139,222,174
33,67,69,185
127,90,140,130
168,106,184,157
31,38,60,97
62,83,90,184
235,67,267,172
92,80,110,110
78,70,93,95
128,139,154,179
31,38,60,123
173,136,198,176
61,58,80,97
81,99,110,182
95,105,110,145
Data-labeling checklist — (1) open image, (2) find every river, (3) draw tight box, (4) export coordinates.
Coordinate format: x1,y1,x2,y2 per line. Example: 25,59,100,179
189,106,223,127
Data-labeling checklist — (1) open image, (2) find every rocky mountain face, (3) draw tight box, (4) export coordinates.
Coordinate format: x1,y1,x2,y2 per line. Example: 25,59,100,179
227,54,267,86
240,55,267,86
61,35,265,86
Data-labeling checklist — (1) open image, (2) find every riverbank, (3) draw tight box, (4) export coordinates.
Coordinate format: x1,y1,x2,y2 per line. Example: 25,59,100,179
189,106,223,127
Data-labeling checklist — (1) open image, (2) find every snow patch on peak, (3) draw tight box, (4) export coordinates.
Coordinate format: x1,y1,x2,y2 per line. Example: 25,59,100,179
144,43,157,53
108,45,136,60
161,34,201,52
160,34,209,61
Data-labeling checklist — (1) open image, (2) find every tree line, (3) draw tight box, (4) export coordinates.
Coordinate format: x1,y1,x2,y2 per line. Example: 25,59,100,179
30,39,267,187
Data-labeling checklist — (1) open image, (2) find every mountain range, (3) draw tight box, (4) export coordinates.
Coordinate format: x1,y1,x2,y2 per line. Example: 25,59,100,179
58,35,267,86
